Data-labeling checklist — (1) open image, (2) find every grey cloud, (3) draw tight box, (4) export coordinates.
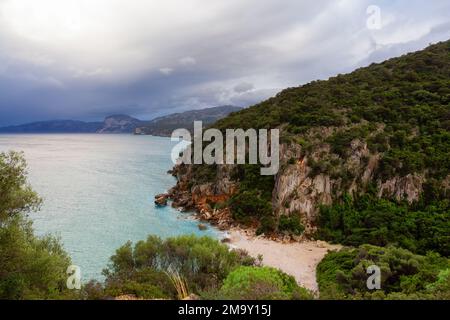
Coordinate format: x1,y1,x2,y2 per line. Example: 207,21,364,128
234,83,254,93
0,0,449,126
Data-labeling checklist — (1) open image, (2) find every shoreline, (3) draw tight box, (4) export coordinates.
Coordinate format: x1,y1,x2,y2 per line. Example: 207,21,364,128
162,191,342,293
223,227,341,293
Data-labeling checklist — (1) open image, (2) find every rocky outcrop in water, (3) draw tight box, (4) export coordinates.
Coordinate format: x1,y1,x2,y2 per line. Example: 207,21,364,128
154,194,169,207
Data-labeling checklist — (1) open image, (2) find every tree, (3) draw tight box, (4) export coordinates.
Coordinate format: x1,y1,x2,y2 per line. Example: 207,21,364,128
0,151,41,224
99,235,256,299
0,151,74,299
217,266,313,300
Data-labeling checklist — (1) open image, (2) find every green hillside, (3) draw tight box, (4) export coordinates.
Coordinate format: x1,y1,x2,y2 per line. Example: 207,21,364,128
215,40,450,181
185,41,450,256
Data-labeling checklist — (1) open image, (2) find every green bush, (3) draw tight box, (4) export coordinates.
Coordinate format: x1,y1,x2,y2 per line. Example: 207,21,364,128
217,266,313,300
99,235,256,299
0,151,42,222
317,245,450,300
317,194,450,256
0,151,74,300
278,215,304,236
229,190,273,226
228,165,276,232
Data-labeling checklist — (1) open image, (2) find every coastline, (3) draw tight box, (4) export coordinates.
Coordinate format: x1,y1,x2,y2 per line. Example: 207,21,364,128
224,227,341,293
175,204,341,293
159,183,342,293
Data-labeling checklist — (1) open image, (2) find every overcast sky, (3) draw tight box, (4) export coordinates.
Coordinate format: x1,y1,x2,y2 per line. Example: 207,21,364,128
0,0,449,126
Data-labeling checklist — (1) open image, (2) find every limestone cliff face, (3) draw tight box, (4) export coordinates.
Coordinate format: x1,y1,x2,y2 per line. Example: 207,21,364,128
377,174,425,204
271,140,427,234
167,136,432,236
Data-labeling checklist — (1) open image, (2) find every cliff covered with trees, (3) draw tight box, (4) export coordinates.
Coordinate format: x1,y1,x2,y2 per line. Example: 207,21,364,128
167,41,450,254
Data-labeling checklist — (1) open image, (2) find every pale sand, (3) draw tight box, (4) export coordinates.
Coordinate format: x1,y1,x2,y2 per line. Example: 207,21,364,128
227,229,341,293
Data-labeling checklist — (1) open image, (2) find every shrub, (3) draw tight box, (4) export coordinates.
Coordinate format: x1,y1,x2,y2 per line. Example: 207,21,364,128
0,151,42,222
317,245,450,300
0,217,75,300
317,194,450,256
217,266,313,300
0,151,74,300
100,235,256,299
278,215,304,236
229,190,273,226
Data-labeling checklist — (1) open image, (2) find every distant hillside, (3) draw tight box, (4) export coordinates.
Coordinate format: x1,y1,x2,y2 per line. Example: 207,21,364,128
134,106,242,136
0,120,102,133
96,115,143,133
0,106,242,135
0,115,142,134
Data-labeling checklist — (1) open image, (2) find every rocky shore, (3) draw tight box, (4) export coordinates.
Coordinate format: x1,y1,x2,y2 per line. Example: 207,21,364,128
153,164,342,292
154,164,238,232
155,163,314,243
154,182,340,292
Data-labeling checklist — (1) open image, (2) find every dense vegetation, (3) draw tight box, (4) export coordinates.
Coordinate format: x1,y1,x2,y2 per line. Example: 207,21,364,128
317,245,450,300
100,235,256,299
228,164,276,234
0,152,75,299
215,266,313,300
215,42,450,180
318,192,450,256
84,235,314,300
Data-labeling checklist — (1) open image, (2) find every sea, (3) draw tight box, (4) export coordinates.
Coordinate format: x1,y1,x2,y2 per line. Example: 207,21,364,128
0,134,221,281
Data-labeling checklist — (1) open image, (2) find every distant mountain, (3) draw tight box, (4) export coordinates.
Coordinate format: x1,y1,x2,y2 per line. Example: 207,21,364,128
134,106,242,136
0,106,242,135
97,115,143,133
0,120,102,133
0,115,142,134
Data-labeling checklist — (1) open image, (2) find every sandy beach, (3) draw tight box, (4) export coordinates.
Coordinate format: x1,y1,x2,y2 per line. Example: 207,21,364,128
227,229,341,293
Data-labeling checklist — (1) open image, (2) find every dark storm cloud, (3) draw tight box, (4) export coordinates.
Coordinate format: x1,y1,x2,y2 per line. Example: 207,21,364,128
0,0,449,126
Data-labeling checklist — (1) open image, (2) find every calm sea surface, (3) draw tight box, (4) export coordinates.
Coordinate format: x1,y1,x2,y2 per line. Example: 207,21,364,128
0,134,221,281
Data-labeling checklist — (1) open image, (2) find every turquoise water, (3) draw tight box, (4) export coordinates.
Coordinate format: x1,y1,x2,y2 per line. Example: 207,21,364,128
0,134,221,281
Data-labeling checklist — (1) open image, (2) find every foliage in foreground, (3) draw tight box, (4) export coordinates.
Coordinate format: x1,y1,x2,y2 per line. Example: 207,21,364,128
317,245,450,300
215,266,313,300
0,151,74,299
85,235,315,300
87,235,257,299
0,216,75,299
0,151,42,223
